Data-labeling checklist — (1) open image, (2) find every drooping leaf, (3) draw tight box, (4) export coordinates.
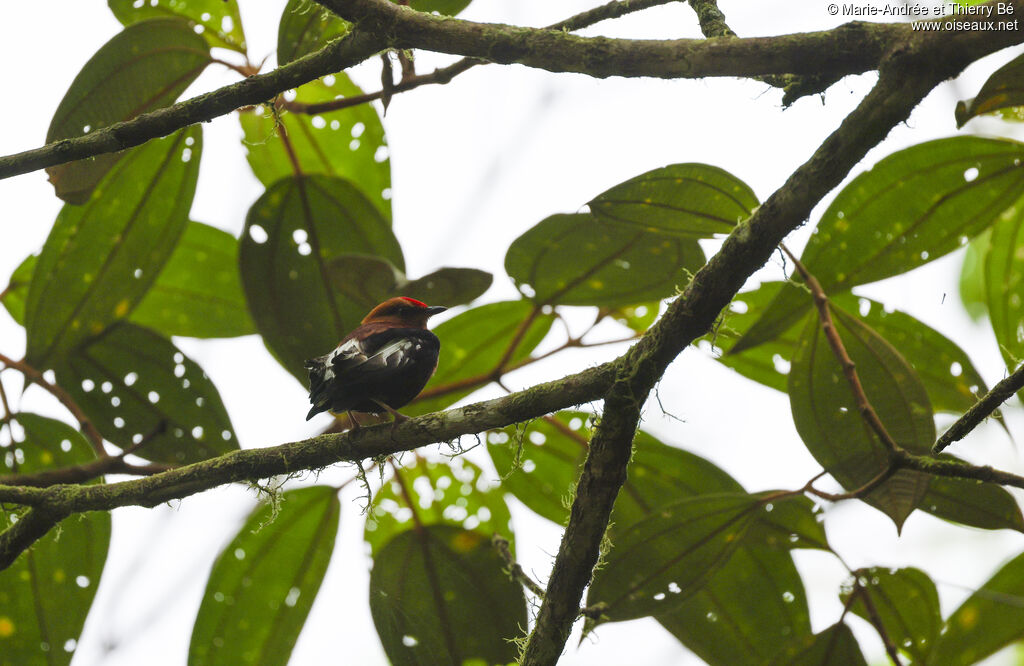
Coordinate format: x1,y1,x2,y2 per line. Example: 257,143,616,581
840,567,941,664
505,213,705,307
956,53,1024,127
239,175,403,383
328,254,492,311
45,19,210,202
189,486,340,666
589,163,758,237
277,0,350,65
129,221,255,338
735,137,1024,352
773,622,868,666
930,550,1024,665
0,414,110,666
788,308,935,530
657,546,812,666
0,254,35,326
920,455,1024,532
109,0,246,52
240,75,391,219
404,300,554,416
584,493,759,624
369,525,527,666
26,127,202,368
56,322,238,465
365,458,513,556
985,207,1024,370
959,230,989,320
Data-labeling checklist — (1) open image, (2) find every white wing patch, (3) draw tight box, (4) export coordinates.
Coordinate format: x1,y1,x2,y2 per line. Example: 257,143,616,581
325,336,420,380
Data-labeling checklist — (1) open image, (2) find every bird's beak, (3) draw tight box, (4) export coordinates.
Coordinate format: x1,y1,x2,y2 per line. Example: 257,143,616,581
425,305,447,317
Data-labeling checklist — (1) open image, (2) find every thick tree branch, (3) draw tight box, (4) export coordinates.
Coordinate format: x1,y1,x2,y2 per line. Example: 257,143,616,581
933,361,1024,453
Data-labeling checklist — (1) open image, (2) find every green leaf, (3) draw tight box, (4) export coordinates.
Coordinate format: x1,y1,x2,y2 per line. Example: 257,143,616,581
56,322,238,465
365,457,513,557
239,175,403,383
240,75,391,219
840,567,940,664
109,0,246,52
735,137,1024,352
407,0,473,15
129,221,255,338
277,0,350,65
1,254,35,326
985,207,1024,370
327,254,492,311
956,54,1024,127
931,550,1024,666
27,128,202,367
606,301,660,333
657,547,812,666
788,308,935,529
589,163,759,238
505,213,705,307
773,622,868,666
585,493,759,624
369,525,527,666
959,230,989,320
0,414,110,666
189,486,340,666
920,455,1024,531
404,300,554,416
46,19,210,203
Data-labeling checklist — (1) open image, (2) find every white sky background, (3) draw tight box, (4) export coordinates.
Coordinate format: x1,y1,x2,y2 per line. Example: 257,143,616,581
2,1,1024,664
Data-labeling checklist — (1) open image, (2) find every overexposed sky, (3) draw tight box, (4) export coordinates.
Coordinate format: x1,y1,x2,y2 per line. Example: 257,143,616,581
2,1,1024,664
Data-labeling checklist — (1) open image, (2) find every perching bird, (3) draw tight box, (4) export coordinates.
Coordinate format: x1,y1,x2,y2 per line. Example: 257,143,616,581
304,297,447,423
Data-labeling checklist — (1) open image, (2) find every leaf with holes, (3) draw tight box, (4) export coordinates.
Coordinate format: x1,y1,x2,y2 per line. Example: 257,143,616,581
369,525,527,666
930,550,1024,665
657,546,812,666
589,163,759,238
840,567,940,664
277,0,350,65
1,254,35,326
365,458,512,556
45,19,210,203
959,230,989,320
128,221,254,338
735,137,1024,352
240,75,391,219
505,213,705,307
328,253,491,311
56,322,238,464
956,54,1024,127
920,455,1024,531
789,307,935,530
0,414,110,666
109,0,246,52
404,300,553,416
985,207,1024,372
189,486,340,666
26,127,201,368
239,175,403,383
773,622,868,666
585,493,760,624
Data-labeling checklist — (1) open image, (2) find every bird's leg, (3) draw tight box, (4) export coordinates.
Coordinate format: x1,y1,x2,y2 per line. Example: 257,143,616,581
371,399,409,425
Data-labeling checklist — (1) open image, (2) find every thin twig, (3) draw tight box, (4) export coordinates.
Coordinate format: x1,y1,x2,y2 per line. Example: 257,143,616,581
850,575,904,665
933,361,1024,453
492,534,545,598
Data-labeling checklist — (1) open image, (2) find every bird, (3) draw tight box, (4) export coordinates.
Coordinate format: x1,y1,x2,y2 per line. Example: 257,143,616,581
304,297,447,424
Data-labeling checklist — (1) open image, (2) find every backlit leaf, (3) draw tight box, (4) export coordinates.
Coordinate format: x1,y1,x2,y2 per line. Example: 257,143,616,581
56,322,238,464
921,456,1024,532
0,254,35,326
956,54,1024,127
505,213,705,307
788,308,935,529
109,0,246,52
189,486,340,666
959,230,989,320
328,254,491,311
239,175,402,383
277,0,350,65
589,163,758,238
26,127,201,367
984,207,1024,371
0,414,110,666
45,19,210,202
369,525,526,666
773,622,868,666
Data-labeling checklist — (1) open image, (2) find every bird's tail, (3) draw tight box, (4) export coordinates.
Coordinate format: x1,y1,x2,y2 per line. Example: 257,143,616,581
304,356,331,420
